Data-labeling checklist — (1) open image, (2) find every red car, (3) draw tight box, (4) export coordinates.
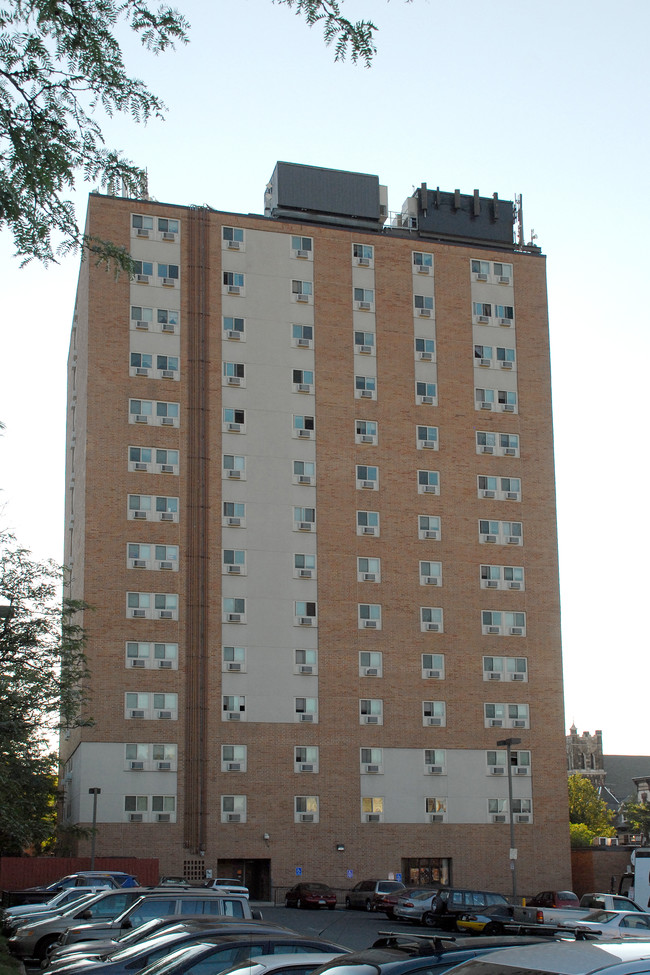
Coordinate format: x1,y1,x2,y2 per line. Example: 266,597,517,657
285,882,337,910
526,890,579,909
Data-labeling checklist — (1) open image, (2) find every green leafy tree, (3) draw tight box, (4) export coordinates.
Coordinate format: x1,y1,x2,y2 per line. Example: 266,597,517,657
0,531,88,854
569,822,599,849
623,799,650,845
275,0,378,64
568,773,616,841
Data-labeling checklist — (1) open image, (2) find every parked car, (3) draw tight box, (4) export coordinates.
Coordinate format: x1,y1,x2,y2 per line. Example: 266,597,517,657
344,881,406,913
2,875,130,909
378,888,436,920
579,894,644,912
456,904,532,936
431,937,650,975
104,934,349,975
308,933,550,975
285,884,337,910
219,953,345,975
204,880,250,899
527,891,579,909
2,889,110,935
561,911,650,938
395,888,509,929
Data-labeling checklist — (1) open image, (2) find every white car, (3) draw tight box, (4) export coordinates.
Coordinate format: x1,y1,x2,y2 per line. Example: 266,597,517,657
560,911,650,939
3,888,110,923
444,939,650,975
204,878,249,899
220,953,345,975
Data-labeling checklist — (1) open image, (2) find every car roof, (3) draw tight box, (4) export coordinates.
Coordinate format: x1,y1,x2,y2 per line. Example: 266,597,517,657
136,938,347,975
443,939,650,975
219,953,346,975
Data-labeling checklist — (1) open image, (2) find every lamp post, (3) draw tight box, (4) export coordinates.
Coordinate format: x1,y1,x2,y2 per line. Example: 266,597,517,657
88,788,101,869
497,737,521,899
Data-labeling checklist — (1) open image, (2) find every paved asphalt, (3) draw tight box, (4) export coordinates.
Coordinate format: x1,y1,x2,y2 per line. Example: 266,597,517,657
259,905,444,951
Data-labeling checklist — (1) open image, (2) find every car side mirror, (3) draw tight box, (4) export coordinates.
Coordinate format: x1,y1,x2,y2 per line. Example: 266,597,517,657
81,911,93,920
251,909,263,920
121,920,132,929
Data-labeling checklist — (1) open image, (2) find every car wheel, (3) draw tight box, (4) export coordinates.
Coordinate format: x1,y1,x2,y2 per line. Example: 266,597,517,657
345,897,351,909
365,899,372,912
484,922,503,936
422,912,437,928
36,936,57,961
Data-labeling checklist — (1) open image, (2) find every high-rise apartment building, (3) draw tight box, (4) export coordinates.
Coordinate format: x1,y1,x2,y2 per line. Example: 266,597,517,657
61,162,569,896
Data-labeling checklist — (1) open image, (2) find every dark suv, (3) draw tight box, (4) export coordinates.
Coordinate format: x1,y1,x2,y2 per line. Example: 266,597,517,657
418,888,508,930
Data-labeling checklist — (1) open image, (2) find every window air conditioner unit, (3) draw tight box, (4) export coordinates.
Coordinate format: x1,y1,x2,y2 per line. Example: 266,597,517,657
361,480,375,489
157,761,172,770
362,620,377,628
227,285,241,295
512,719,527,728
300,713,314,722
161,277,175,287
297,383,311,392
162,231,176,241
227,564,241,574
136,228,150,238
159,610,173,619
299,665,313,674
362,526,376,534
429,766,443,775
491,766,505,775
363,573,376,582
364,715,379,724
476,272,488,281
295,249,309,259
160,512,174,522
299,813,314,822
131,658,146,668
488,672,502,680
426,670,441,679
226,712,241,720
504,447,517,456
508,581,521,590
227,330,241,340
507,536,521,545
492,814,506,823
227,376,241,385
364,764,381,773
227,422,241,432
366,813,381,822
422,485,438,494
477,315,490,323
486,579,499,589
480,402,492,410
515,766,529,774
499,276,511,284
160,464,174,473
363,667,378,676
299,617,313,626
418,351,433,361
360,389,373,398
502,404,516,412
359,345,372,354
133,510,147,520
136,274,150,283
162,322,175,332
501,361,513,370
130,709,145,718
161,370,175,379
429,814,444,823
227,613,242,622
300,763,314,772
357,257,370,266
487,626,500,634
227,517,241,526
134,462,148,472
227,240,240,249
156,813,171,822
298,475,312,484
297,337,310,347
423,530,439,539
297,429,312,438
129,813,144,822
227,813,241,822
426,717,443,726
227,762,241,771
130,761,144,770
481,445,494,454
132,609,146,618
483,534,497,543
417,265,430,273
500,318,512,325
296,294,309,303
421,440,436,449
161,417,174,426
516,814,530,823
135,367,149,377
299,522,313,532
136,320,149,330
425,623,440,632
358,301,371,310
299,569,312,579
482,490,496,499
157,710,172,719
159,561,173,570
490,719,504,727
511,673,526,681
227,661,241,672
510,626,524,635
227,469,241,479
479,357,491,367
424,576,439,586
158,659,173,669
421,395,435,404
360,434,374,443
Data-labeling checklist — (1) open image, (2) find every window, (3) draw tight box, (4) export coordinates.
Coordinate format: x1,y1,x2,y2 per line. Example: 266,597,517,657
500,433,520,456
126,591,149,617
224,316,245,340
221,795,247,823
476,431,497,454
418,514,441,540
222,745,247,772
473,301,492,321
292,279,313,301
361,747,383,773
359,650,383,677
157,263,178,285
295,746,319,772
156,308,179,331
418,470,440,495
356,465,378,491
127,543,151,568
353,242,374,265
292,235,313,258
294,554,316,580
357,510,379,536
475,344,493,366
223,454,246,480
497,346,516,368
292,368,314,393
223,362,245,386
131,305,153,328
154,545,178,570
156,355,179,380
130,352,152,376
294,648,318,674
295,698,318,723
484,702,529,729
355,375,377,399
471,259,490,279
155,594,178,619
223,271,245,294
488,798,507,821
222,646,246,673
476,430,520,457
293,460,315,486
133,260,153,281
415,337,436,361
499,477,521,501
512,799,532,820
480,564,525,591
126,642,178,671
223,597,246,623
361,796,383,822
475,387,495,410
293,414,315,439
223,408,245,433
358,603,381,630
356,420,378,444
155,401,179,426
294,506,316,531
498,389,517,412
479,520,523,545
422,653,445,679
126,592,178,620
132,214,153,234
425,798,447,822
295,795,319,822
420,607,443,632
129,493,175,523
129,399,153,423
357,557,380,583
292,324,313,348
424,749,447,774
486,749,530,775
478,475,498,498
124,795,148,821
483,656,528,682
125,692,178,720
223,501,246,527
413,251,433,270
493,262,512,284
223,695,246,721
150,796,176,822
417,425,438,449
423,701,446,727
481,610,526,636
154,448,179,474
158,217,179,237
495,304,514,324
360,699,383,724
420,561,442,586
223,226,244,247
354,288,374,310
416,381,437,405
414,294,434,316
355,331,375,354
295,601,317,626
223,549,246,576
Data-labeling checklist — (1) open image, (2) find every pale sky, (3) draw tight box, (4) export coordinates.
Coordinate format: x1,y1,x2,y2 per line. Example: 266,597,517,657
1,0,648,754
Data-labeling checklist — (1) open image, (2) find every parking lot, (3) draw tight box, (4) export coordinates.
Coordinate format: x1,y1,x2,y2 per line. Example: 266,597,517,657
261,905,445,951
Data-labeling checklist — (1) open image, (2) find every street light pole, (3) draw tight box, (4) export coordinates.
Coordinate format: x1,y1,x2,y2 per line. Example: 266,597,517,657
497,737,521,900
88,788,101,870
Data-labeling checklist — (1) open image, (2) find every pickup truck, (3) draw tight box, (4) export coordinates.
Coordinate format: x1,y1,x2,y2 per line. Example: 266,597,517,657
510,894,644,931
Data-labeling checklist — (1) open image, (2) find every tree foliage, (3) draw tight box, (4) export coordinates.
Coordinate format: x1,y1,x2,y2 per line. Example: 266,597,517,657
623,799,650,845
0,0,190,266
570,822,599,849
568,773,616,838
0,531,88,854
275,0,378,65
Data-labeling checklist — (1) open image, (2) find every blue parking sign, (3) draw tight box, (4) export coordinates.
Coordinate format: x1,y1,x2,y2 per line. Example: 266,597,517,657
296,867,302,876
